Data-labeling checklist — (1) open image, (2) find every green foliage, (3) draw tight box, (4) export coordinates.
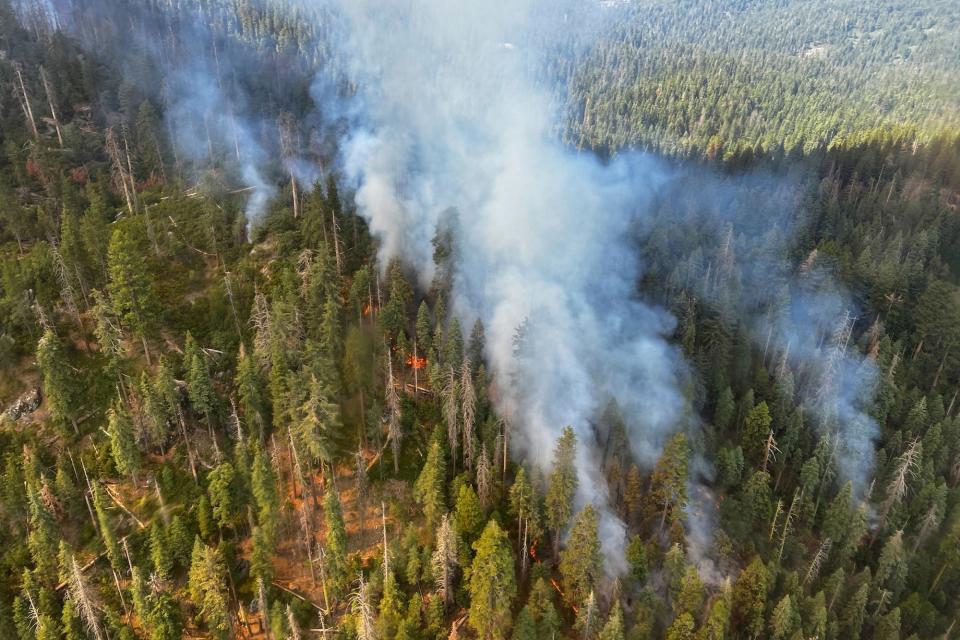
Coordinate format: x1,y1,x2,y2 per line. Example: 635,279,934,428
207,462,238,530
106,399,140,481
468,520,516,640
414,441,446,528
545,426,578,552
324,485,348,590
188,539,231,638
559,504,602,605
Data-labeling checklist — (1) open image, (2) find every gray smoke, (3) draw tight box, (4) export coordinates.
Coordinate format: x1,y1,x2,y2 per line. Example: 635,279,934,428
165,63,276,225
319,0,691,573
651,172,880,497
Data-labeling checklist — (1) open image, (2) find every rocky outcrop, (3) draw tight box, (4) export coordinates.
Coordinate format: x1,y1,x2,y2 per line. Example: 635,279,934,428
4,387,41,421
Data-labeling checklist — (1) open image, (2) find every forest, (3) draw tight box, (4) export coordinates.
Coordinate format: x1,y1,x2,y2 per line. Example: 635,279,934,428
0,0,959,639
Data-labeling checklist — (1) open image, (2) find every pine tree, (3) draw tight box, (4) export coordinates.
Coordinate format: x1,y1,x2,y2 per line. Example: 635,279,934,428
626,535,648,584
874,607,901,640
468,520,516,640
146,587,183,640
236,344,266,433
251,442,279,537
545,426,578,555
416,301,432,354
697,583,731,640
598,602,624,640
149,520,173,579
106,399,140,482
559,504,602,605
676,566,704,616
454,483,484,541
647,432,689,532
36,329,77,432
665,613,695,640
207,462,237,530
414,441,446,527
730,557,767,639
444,317,463,371
574,592,600,640
107,221,156,363
293,374,339,464
623,464,642,524
27,485,59,582
742,401,772,467
714,386,735,432
324,485,348,590
840,579,869,638
91,484,122,573
188,539,231,638
769,595,798,639
251,525,273,585
525,579,561,640
186,347,216,425
508,466,541,575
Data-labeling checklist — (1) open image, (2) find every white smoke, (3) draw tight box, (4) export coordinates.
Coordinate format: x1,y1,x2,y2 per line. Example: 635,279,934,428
319,0,691,572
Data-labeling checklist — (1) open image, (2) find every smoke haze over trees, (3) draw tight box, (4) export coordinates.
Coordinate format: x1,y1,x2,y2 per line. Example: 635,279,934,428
0,0,958,639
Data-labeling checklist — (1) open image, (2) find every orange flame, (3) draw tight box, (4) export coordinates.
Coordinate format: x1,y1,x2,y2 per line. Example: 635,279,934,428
550,578,578,613
406,355,427,370
362,304,372,317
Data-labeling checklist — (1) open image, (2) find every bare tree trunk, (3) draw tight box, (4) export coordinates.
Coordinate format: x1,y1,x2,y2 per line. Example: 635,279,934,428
14,63,39,139
291,174,300,219
330,208,343,277
39,66,63,146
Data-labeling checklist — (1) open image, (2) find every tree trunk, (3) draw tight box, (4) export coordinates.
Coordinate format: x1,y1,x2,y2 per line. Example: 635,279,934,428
14,64,38,139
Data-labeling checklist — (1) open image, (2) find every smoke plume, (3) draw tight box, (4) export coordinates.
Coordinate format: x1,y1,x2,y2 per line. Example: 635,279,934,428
320,0,693,571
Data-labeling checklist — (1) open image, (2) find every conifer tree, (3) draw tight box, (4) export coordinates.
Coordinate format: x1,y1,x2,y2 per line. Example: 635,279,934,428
186,346,216,426
36,329,77,432
251,442,279,537
468,520,516,640
545,426,578,555
107,221,156,363
91,484,122,573
454,483,484,541
742,401,772,467
559,504,602,605
149,520,173,579
106,399,140,482
769,594,798,640
413,441,446,528
598,602,624,640
416,301,432,354
324,485,348,590
664,613,695,640
236,344,266,433
207,462,237,530
647,432,689,532
294,374,339,465
730,557,767,639
188,539,231,638
574,592,599,640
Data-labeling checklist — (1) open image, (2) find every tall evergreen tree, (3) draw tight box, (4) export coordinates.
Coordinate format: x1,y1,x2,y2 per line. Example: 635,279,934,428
468,520,516,640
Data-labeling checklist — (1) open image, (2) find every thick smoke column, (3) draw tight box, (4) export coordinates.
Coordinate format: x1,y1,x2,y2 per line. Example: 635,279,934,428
323,0,689,571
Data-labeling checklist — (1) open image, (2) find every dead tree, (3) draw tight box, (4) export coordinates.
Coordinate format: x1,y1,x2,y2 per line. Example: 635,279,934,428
12,62,39,138
39,65,62,146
